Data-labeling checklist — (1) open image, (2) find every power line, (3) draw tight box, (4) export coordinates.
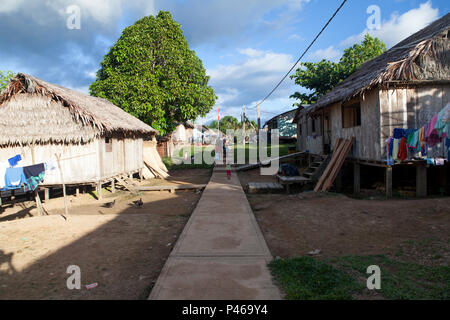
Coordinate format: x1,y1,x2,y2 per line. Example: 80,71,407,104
247,0,348,111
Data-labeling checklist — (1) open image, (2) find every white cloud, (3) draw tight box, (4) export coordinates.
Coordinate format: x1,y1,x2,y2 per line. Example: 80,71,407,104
216,88,239,105
204,48,298,123
0,0,25,13
287,34,303,41
1,0,155,27
64,85,90,94
208,49,294,90
308,46,341,62
238,48,266,58
341,1,439,48
287,0,311,11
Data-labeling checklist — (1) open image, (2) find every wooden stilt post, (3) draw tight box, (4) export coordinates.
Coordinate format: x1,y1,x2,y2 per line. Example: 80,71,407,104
44,188,50,202
75,187,80,197
34,188,43,216
97,182,103,200
353,162,360,197
386,166,393,198
416,165,427,197
55,154,69,219
111,179,116,193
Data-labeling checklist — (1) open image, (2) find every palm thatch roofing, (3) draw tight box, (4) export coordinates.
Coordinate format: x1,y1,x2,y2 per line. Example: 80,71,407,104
308,13,450,114
0,73,157,146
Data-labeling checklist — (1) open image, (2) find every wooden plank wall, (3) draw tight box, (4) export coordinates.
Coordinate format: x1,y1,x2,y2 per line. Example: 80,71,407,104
296,116,307,152
328,89,381,160
98,137,144,180
0,140,99,185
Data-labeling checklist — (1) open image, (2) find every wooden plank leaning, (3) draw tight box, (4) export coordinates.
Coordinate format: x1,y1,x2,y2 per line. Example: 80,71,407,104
314,139,344,192
322,137,355,192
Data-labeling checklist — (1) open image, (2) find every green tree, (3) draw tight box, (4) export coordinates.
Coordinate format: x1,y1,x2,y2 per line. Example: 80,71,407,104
290,34,386,105
219,116,239,133
90,11,217,135
210,117,255,132
0,70,14,92
208,120,219,129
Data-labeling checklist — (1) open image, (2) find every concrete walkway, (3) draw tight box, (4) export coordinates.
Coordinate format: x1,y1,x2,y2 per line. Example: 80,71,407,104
149,165,282,300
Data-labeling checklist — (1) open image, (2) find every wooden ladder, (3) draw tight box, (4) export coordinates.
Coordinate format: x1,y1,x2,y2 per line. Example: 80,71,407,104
115,176,138,194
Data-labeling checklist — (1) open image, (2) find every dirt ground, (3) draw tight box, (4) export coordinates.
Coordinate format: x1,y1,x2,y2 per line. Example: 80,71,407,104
0,169,211,299
238,169,450,266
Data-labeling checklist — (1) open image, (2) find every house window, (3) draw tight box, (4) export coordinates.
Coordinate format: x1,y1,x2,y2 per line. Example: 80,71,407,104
105,137,112,152
342,102,361,128
311,118,316,133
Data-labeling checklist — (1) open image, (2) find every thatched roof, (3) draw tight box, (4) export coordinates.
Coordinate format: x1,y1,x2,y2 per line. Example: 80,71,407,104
0,73,157,146
309,13,450,114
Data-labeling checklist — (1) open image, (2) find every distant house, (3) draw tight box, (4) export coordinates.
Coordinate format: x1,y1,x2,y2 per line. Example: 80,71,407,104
0,73,157,196
156,121,212,157
294,13,450,197
200,125,220,145
264,109,297,143
171,121,195,144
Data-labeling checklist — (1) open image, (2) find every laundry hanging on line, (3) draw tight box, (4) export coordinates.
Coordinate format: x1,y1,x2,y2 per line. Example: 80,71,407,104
8,154,22,167
1,162,48,192
387,104,450,164
3,167,27,190
23,163,46,192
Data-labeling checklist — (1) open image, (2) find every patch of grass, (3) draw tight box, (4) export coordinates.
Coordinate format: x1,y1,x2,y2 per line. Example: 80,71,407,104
333,255,450,300
269,256,363,300
233,143,291,164
162,145,215,170
270,254,450,300
162,157,214,170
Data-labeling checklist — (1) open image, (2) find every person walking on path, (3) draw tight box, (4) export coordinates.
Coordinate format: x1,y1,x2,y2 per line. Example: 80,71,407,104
223,137,227,160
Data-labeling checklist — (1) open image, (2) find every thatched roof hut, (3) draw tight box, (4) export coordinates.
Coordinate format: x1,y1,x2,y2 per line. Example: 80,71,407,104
308,12,450,114
0,73,158,190
295,13,450,167
0,73,156,146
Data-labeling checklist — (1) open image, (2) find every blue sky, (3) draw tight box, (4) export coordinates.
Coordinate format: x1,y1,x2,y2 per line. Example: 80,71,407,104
0,0,448,125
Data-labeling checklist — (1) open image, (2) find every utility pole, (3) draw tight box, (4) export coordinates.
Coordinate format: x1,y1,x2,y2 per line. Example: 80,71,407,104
217,105,220,136
256,104,260,152
242,105,246,146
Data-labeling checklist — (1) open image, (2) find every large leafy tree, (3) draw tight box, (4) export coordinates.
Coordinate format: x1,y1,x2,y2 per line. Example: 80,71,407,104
290,34,386,105
0,70,14,92
219,116,239,133
209,117,256,132
208,120,219,130
90,11,216,135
